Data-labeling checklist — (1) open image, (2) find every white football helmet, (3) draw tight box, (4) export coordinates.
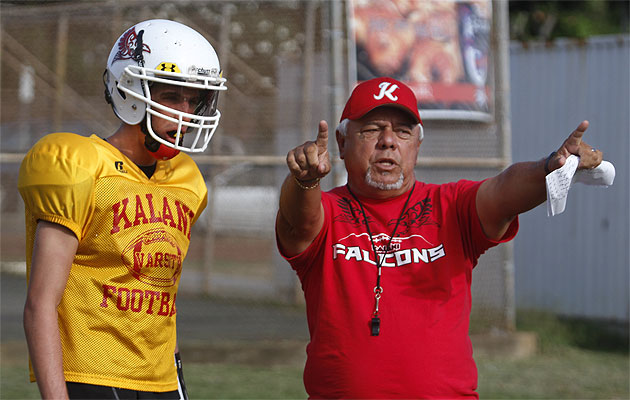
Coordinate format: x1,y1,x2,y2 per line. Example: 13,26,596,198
104,19,227,159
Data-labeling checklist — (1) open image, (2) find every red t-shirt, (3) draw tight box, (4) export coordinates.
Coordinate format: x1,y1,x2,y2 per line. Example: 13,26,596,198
279,180,518,399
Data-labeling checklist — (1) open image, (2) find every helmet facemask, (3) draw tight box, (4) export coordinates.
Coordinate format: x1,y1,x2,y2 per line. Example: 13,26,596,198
120,67,223,158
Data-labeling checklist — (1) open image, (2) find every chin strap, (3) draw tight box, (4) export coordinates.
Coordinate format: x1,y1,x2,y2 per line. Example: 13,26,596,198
141,119,180,160
146,138,180,160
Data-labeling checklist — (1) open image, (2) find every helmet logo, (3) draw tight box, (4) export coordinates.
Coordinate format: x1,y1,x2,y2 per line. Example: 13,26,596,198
158,62,181,73
113,27,151,63
188,66,220,78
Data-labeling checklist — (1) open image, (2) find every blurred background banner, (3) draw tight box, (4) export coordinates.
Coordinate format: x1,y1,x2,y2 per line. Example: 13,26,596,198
351,0,493,121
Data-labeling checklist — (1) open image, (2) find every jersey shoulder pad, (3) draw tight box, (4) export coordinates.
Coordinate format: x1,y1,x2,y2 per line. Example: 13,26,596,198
18,133,99,238
22,132,100,174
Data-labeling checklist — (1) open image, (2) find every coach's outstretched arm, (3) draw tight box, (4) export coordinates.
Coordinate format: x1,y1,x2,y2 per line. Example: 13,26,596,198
276,120,331,257
477,120,603,240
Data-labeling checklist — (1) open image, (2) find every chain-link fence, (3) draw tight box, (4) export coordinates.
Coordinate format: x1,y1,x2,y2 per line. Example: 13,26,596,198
1,0,513,334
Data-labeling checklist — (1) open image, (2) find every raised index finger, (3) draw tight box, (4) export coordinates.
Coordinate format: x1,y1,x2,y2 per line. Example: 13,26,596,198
316,120,328,152
566,120,589,146
558,120,589,158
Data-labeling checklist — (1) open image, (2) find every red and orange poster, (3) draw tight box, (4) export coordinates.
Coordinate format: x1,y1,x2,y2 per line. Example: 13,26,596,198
351,0,492,120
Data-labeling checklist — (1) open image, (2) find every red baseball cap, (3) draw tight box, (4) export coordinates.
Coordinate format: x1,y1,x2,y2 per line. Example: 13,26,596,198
340,77,422,125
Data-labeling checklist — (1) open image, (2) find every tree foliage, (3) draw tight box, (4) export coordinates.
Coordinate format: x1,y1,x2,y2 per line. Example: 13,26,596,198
509,0,629,41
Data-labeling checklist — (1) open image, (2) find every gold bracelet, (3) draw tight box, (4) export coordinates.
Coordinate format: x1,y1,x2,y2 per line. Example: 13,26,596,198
293,176,320,190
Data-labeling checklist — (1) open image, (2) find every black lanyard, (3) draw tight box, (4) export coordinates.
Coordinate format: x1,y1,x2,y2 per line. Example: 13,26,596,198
346,183,415,336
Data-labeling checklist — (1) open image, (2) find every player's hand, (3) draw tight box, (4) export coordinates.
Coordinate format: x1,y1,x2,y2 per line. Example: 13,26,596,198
286,120,331,183
546,120,603,172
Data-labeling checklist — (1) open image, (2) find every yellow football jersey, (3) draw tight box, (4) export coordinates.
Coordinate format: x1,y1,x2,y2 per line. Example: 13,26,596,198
18,132,208,392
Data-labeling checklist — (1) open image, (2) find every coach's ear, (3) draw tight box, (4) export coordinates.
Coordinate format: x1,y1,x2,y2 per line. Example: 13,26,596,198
336,129,346,160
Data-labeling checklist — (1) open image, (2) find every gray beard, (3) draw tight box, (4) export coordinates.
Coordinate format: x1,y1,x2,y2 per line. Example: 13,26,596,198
365,168,404,190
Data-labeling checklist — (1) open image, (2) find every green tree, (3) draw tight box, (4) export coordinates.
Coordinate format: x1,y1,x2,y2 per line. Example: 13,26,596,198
509,0,629,41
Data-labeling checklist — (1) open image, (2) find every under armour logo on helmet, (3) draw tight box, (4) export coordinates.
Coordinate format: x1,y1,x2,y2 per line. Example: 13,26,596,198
373,82,399,101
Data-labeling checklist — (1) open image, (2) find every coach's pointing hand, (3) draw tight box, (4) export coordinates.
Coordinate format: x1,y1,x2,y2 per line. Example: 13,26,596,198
546,120,603,173
286,120,331,186
278,121,331,256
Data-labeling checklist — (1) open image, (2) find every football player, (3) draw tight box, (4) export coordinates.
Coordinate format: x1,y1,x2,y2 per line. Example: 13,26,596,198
18,19,226,399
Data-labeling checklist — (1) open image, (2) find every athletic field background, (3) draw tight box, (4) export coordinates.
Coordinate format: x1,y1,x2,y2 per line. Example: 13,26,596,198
2,271,628,399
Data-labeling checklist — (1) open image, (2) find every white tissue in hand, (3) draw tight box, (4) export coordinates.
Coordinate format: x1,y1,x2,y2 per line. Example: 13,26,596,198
546,155,579,216
572,160,615,186
546,155,615,217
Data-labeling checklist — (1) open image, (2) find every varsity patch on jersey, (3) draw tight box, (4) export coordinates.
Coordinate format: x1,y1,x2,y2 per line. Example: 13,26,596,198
122,228,183,287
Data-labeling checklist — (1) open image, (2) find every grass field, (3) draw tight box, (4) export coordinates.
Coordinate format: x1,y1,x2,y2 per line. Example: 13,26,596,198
2,311,628,399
